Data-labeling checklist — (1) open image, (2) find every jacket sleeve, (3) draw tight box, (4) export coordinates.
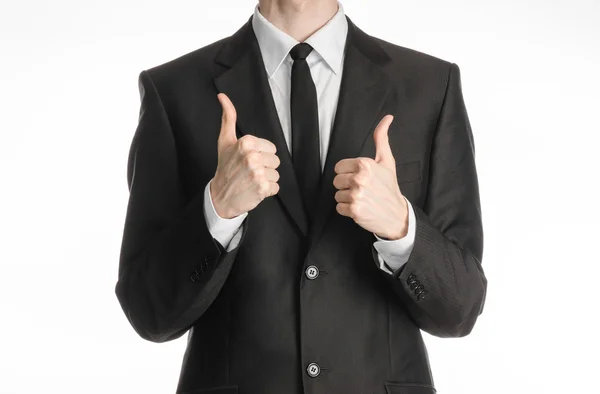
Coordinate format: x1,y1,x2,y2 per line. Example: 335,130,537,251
115,70,248,343
375,63,486,338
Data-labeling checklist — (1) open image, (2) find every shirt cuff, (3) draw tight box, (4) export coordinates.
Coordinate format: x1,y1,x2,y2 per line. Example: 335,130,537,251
373,195,416,274
203,178,248,250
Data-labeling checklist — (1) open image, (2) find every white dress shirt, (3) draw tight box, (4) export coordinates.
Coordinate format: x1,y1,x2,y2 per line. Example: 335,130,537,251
202,2,416,274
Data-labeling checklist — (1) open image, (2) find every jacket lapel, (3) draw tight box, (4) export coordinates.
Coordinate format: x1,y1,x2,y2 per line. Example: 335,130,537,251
214,18,310,237
306,18,396,251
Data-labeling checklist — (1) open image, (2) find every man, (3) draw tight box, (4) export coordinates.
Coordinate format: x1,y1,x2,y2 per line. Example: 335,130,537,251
115,0,487,393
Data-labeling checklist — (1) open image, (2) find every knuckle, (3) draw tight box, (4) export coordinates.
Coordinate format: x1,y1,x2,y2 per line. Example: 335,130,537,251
258,181,270,197
238,135,254,152
251,166,265,181
349,203,361,217
352,174,365,187
351,187,362,201
244,151,260,168
357,158,373,172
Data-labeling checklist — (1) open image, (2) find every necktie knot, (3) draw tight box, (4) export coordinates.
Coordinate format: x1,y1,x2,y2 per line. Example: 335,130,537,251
290,43,313,61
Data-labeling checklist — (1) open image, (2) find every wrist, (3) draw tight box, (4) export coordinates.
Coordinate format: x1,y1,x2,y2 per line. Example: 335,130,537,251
387,223,408,241
210,177,232,219
385,196,409,240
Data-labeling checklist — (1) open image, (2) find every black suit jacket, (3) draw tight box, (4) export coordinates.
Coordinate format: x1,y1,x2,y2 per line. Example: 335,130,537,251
115,15,486,394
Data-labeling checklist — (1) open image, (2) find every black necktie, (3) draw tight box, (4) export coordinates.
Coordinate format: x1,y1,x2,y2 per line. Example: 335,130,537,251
290,43,321,226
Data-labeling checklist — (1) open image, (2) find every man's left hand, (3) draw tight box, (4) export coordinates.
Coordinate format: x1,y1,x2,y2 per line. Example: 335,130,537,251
333,115,408,241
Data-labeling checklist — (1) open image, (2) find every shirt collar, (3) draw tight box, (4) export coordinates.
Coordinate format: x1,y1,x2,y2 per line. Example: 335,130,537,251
251,2,348,78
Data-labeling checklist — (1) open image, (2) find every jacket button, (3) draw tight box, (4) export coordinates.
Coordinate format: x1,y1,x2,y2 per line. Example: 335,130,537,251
406,274,417,284
204,254,213,262
414,285,425,294
305,265,320,280
307,362,320,377
409,281,420,290
417,290,428,300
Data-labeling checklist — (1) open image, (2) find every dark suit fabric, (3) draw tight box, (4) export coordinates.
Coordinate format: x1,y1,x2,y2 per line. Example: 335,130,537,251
115,15,486,394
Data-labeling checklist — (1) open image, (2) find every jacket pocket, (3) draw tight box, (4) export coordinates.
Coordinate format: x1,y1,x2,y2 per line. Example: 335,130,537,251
181,385,238,394
385,381,436,394
396,160,421,184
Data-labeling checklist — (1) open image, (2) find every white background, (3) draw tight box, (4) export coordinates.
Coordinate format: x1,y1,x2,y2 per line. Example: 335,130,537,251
1,0,599,393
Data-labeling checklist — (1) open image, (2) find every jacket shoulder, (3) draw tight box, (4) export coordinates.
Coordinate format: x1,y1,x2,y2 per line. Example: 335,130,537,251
142,35,230,88
368,35,455,85
367,35,459,103
387,43,451,66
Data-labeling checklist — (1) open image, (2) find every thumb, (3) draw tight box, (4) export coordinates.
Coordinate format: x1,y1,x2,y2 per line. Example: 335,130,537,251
373,115,395,168
217,93,238,152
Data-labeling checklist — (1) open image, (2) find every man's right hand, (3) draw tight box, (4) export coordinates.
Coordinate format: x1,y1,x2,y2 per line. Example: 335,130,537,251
210,93,281,219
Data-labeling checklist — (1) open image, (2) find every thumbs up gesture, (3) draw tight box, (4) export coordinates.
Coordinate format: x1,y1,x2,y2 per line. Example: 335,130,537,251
333,115,409,240
210,93,281,219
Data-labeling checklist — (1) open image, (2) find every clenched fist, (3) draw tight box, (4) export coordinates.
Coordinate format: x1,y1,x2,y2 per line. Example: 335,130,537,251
210,93,281,219
333,115,409,240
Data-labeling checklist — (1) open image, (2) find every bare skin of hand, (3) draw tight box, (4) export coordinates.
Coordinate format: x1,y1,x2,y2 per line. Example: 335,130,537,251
333,115,408,240
210,93,281,219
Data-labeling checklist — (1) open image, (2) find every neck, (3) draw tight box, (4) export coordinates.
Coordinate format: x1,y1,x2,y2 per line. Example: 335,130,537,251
258,0,339,42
